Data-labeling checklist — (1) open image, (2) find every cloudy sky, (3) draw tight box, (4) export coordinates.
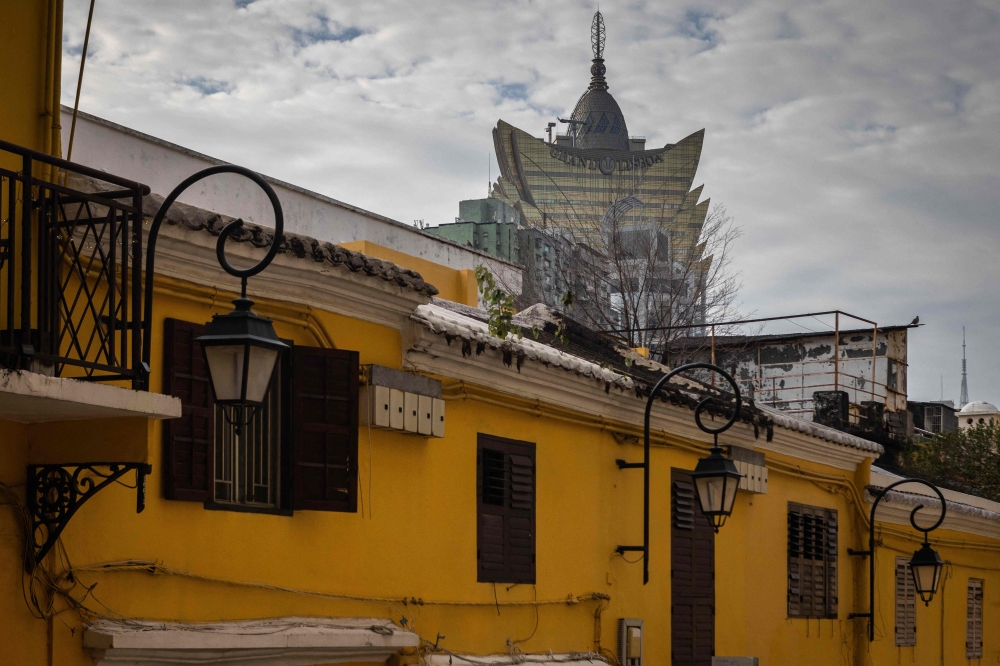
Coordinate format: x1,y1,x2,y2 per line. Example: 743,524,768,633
62,0,1000,404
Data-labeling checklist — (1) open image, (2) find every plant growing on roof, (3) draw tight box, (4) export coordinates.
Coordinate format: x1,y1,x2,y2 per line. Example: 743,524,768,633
476,265,521,340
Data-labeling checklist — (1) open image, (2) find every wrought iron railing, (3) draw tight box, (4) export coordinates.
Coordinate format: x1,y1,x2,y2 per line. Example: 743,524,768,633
0,138,149,388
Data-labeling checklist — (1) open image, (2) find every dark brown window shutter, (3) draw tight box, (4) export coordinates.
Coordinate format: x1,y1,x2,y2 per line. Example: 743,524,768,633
787,503,838,618
291,346,359,512
162,319,214,501
671,469,715,666
477,435,535,584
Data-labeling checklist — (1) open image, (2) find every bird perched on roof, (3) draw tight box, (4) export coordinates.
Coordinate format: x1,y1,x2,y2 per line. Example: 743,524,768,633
910,316,920,326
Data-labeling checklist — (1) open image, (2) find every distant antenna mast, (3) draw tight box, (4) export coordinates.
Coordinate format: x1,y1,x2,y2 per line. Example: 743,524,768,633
960,326,969,407
488,151,491,198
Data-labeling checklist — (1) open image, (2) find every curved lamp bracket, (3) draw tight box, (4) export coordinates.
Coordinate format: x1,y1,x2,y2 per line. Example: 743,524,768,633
848,477,948,640
617,362,744,584
140,165,284,386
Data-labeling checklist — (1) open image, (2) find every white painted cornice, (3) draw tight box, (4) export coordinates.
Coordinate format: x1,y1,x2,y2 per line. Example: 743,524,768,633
868,474,1000,541
154,223,429,331
84,616,419,666
403,323,873,471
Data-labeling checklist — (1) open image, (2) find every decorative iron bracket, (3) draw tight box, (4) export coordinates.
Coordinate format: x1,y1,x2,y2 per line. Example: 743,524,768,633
26,463,151,567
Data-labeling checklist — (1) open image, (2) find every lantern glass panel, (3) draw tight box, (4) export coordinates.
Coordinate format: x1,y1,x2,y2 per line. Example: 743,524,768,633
911,560,942,597
204,345,245,402
245,346,279,403
723,475,738,514
203,344,279,404
695,475,726,515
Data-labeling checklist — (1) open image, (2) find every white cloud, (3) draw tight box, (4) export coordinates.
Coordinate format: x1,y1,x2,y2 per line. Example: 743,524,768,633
61,0,1000,403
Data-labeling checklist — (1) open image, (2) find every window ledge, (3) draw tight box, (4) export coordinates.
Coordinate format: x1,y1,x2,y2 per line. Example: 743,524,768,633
204,501,293,517
0,369,181,423
85,616,419,666
424,654,607,665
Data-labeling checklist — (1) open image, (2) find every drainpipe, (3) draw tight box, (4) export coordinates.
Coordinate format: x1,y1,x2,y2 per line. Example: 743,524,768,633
40,0,64,173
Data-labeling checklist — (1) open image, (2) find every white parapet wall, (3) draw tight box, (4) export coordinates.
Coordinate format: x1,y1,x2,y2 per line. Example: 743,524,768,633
62,107,522,294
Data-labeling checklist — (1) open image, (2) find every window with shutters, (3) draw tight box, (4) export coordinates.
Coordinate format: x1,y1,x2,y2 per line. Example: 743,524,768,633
671,468,714,666
213,359,284,508
477,435,535,584
162,319,358,515
291,346,359,512
787,503,838,618
894,557,916,647
967,579,983,659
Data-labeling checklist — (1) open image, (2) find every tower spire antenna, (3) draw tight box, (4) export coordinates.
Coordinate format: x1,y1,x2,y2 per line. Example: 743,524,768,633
588,9,609,91
960,326,969,408
591,9,606,59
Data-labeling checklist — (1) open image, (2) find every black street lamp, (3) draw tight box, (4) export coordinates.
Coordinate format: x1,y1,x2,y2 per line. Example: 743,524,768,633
142,165,286,424
849,478,947,640
616,362,744,584
690,441,743,531
909,540,945,604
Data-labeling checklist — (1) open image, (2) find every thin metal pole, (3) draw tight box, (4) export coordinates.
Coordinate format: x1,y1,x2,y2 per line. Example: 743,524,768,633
871,325,878,405
20,154,32,357
130,190,142,388
711,325,716,387
834,312,839,393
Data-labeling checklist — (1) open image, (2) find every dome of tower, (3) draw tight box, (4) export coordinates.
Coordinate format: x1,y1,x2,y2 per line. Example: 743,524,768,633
565,9,630,152
570,89,629,151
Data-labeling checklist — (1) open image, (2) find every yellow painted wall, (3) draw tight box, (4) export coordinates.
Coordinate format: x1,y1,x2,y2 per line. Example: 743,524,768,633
0,0,62,163
340,240,479,306
5,274,1000,665
0,3,997,662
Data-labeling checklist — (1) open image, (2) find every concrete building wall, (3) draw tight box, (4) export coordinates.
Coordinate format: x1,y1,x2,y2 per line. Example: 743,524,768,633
692,327,910,425
61,108,521,296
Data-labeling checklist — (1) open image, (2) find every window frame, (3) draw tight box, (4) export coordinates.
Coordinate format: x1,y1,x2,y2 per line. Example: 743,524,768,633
204,345,293,515
476,434,536,585
787,502,838,619
162,318,358,517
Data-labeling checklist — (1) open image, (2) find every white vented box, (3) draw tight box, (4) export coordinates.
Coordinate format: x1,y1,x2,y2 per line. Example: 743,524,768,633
359,365,445,437
617,618,643,666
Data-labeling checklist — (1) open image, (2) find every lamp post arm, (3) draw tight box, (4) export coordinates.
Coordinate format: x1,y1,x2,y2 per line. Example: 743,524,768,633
632,362,742,584
141,165,284,387
862,477,947,641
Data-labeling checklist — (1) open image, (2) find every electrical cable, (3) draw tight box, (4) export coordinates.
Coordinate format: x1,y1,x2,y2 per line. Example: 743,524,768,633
367,419,374,519
63,0,97,175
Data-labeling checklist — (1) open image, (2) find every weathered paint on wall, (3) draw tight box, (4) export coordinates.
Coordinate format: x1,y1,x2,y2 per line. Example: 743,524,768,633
706,328,910,424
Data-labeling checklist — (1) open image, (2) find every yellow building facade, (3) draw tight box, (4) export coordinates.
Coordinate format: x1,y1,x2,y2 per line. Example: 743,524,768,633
3,6,1000,666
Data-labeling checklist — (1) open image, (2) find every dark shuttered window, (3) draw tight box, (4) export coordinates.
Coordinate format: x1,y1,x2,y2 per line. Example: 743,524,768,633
162,319,213,501
163,319,358,514
671,468,715,666
787,503,838,618
291,346,359,512
477,435,535,584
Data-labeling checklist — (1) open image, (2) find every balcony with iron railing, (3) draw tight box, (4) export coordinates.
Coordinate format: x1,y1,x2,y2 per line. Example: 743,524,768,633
0,138,180,426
